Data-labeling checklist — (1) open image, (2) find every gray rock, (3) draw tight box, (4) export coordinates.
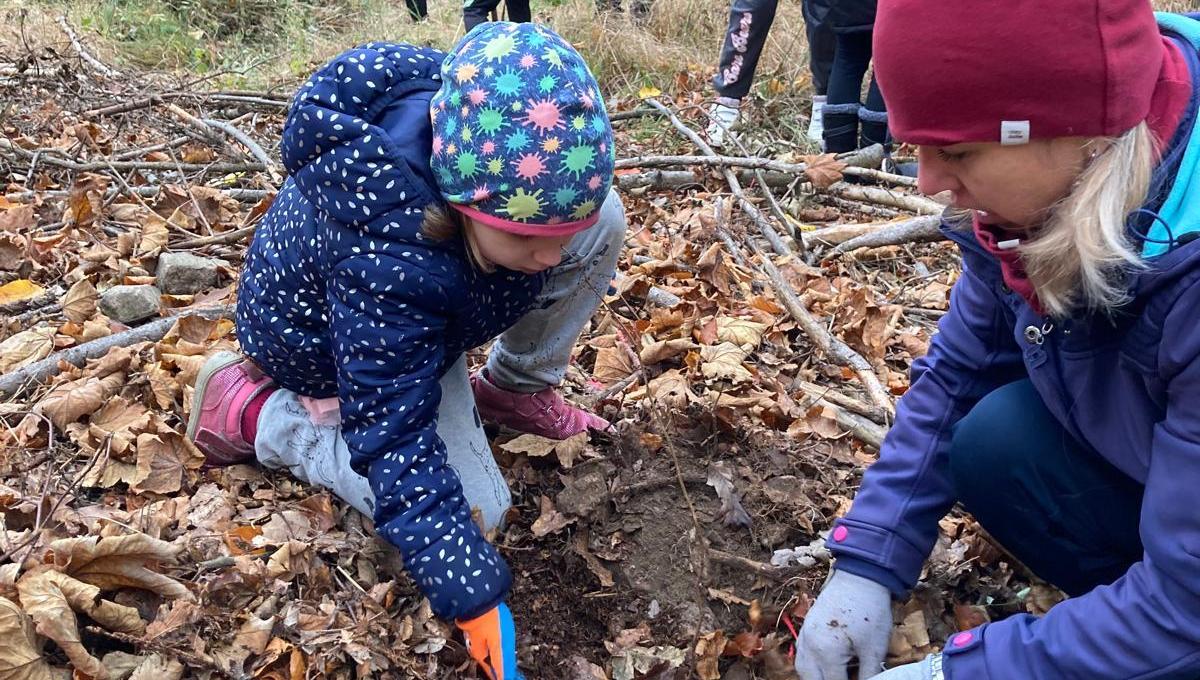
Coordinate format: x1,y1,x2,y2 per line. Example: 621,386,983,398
99,285,161,324
557,470,609,518
157,252,221,295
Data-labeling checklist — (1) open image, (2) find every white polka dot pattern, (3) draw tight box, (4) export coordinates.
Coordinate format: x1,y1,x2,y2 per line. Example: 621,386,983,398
237,42,545,620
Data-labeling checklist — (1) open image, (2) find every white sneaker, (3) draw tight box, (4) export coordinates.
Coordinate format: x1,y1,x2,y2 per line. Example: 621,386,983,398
806,95,826,143
705,99,740,148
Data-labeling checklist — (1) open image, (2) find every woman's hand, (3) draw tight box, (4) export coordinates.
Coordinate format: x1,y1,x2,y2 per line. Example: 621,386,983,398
794,570,894,679
457,602,523,680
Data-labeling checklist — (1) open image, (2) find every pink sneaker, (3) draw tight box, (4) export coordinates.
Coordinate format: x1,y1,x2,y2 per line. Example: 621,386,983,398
186,351,275,466
471,371,609,440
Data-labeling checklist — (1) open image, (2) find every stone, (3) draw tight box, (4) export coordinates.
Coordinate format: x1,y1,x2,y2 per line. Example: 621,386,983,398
99,285,161,324
157,252,221,295
556,470,609,518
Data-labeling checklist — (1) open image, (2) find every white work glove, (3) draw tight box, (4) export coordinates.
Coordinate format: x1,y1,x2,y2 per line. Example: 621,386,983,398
872,655,938,680
794,570,894,680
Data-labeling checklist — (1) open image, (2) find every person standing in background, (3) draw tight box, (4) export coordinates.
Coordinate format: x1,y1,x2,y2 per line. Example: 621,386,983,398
706,0,836,147
463,0,531,31
820,0,888,153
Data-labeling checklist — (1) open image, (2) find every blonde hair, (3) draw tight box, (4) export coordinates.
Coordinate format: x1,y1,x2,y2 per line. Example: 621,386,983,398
421,203,496,273
1021,122,1157,317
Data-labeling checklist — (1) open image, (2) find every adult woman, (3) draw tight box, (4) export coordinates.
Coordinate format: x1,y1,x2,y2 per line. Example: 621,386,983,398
794,1,1200,678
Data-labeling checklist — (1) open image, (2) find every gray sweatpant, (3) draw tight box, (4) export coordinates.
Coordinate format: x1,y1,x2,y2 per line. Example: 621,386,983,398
253,191,626,530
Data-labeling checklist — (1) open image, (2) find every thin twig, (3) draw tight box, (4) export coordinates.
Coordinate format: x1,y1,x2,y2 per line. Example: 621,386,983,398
55,16,121,78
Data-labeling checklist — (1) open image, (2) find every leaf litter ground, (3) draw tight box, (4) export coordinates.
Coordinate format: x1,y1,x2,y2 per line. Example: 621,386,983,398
0,27,1065,680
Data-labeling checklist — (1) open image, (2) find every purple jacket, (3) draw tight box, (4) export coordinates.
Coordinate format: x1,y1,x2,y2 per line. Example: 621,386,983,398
828,20,1200,680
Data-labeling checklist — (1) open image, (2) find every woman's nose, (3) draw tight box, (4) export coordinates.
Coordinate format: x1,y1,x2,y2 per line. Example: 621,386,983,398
916,147,960,197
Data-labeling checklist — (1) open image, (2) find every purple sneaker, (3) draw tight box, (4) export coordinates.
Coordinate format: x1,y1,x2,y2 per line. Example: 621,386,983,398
471,370,609,440
185,351,274,466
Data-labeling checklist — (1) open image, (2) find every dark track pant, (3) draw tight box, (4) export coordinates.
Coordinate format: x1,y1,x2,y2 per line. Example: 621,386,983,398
713,0,835,101
821,30,888,152
949,380,1144,597
463,0,531,31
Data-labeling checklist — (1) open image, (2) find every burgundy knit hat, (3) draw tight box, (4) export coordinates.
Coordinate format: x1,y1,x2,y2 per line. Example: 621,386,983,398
873,0,1165,146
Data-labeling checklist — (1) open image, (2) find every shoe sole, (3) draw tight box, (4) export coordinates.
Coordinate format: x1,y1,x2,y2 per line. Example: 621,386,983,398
185,350,245,443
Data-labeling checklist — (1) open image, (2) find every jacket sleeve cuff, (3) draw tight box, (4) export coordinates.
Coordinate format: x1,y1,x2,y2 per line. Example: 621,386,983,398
831,557,910,598
827,517,927,592
941,626,993,680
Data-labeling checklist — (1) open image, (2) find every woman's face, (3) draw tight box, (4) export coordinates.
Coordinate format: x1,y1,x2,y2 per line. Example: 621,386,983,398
466,220,574,274
916,137,1093,229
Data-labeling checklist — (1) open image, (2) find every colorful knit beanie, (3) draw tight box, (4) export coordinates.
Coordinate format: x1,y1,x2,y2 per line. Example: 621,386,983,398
430,22,615,236
873,0,1164,146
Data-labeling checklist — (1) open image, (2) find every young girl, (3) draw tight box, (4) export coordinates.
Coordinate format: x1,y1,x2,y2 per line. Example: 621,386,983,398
186,23,623,679
795,2,1200,679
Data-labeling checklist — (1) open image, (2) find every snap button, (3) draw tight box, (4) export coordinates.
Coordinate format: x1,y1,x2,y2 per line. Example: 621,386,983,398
952,632,974,647
832,526,849,542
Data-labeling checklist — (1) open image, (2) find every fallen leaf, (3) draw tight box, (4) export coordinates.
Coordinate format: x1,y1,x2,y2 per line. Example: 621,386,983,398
128,654,183,680
646,370,697,409
593,345,635,384
0,234,27,270
37,371,126,429
637,85,662,99
699,342,752,383
18,569,146,679
498,434,557,458
0,326,55,373
132,432,204,494
87,397,152,456
531,495,574,537
695,631,726,680
62,278,98,324
44,533,192,601
0,596,54,680
638,338,697,365
570,532,614,587
0,280,44,306
801,153,847,189
716,317,767,347
723,631,763,658
213,615,275,672
706,462,752,528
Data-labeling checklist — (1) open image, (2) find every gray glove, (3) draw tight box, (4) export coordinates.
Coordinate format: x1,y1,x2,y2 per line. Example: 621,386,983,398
794,570,894,680
871,655,937,680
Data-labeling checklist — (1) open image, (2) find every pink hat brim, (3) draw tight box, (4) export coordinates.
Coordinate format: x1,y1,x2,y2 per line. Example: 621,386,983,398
449,202,599,237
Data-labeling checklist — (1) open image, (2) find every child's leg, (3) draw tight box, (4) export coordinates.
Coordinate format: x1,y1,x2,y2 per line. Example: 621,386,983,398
858,63,889,149
802,0,835,97
712,0,779,102
822,31,873,153
463,0,502,30
255,355,512,531
485,189,626,393
503,0,532,23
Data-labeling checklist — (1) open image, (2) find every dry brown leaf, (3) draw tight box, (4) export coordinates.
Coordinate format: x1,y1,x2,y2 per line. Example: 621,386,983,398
82,460,140,489
695,631,726,680
531,495,574,537
553,432,590,468
127,654,183,680
592,345,635,384
62,278,98,324
266,541,311,580
18,569,146,679
0,326,55,373
723,631,764,658
213,615,275,672
570,532,614,587
716,317,767,347
706,462,752,528
699,342,753,383
646,370,697,409
146,362,179,409
135,213,170,259
801,153,847,189
37,372,126,429
87,397,152,457
638,338,697,365
0,596,54,680
0,234,27,270
498,434,557,458
132,432,204,495
696,242,732,296
44,533,192,601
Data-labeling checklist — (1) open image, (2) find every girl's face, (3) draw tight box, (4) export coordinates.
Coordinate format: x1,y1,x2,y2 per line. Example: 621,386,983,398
916,137,1092,229
466,220,574,274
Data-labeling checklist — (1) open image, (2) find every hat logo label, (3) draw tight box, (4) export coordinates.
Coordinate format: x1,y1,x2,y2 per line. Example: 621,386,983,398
1000,120,1030,145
